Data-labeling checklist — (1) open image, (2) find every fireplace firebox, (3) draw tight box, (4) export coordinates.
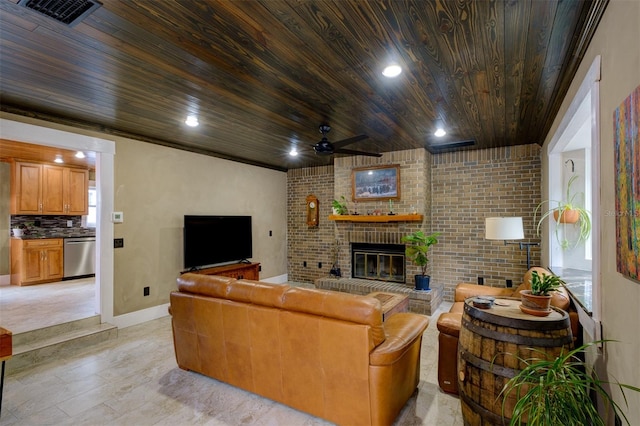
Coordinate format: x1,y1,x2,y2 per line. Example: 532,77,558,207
351,243,405,283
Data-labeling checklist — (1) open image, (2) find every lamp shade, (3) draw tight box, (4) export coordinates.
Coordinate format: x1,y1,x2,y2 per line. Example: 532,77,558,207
485,217,524,240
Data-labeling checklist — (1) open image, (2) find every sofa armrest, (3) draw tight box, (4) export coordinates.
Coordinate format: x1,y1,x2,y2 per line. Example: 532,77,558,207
454,283,514,302
436,312,463,338
369,313,429,366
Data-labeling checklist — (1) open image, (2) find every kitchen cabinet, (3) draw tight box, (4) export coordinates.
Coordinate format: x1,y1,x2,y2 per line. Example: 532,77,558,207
11,161,89,215
10,238,64,285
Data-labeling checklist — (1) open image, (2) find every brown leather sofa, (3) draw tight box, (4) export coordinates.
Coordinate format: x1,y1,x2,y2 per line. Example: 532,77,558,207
170,273,430,426
436,267,578,394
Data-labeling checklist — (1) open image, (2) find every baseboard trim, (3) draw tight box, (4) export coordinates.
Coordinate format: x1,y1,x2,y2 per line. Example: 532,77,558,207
110,274,289,328
261,273,288,284
110,303,170,329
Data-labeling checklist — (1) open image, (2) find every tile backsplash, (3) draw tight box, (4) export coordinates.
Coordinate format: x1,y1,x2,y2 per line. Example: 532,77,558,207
10,215,95,237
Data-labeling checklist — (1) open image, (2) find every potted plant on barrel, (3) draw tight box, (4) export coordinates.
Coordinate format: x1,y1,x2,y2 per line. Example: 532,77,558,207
401,231,440,290
519,270,562,316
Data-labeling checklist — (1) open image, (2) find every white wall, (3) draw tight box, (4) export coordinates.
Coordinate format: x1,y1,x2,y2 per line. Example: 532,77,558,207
541,1,640,423
113,138,287,315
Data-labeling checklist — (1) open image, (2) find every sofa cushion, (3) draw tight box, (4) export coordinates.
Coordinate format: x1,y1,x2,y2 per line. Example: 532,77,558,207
282,287,386,347
229,279,290,307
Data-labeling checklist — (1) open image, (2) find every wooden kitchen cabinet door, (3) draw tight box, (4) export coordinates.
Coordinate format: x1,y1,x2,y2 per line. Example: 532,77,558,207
22,246,45,283
66,168,89,215
42,165,65,214
11,161,42,214
43,246,64,281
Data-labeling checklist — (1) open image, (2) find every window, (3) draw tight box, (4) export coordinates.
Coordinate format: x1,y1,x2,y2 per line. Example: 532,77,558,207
83,185,97,228
546,56,601,341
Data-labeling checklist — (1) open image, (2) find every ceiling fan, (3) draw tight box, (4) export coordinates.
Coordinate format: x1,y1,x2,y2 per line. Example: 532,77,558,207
312,124,381,157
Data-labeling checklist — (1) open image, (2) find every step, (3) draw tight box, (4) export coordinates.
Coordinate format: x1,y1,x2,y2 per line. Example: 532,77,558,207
5,316,117,375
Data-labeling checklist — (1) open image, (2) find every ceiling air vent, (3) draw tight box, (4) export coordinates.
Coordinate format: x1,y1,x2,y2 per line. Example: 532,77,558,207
18,0,102,27
429,139,476,153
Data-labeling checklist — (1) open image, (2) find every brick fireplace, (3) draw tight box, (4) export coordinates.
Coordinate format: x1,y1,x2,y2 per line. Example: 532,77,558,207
332,148,432,284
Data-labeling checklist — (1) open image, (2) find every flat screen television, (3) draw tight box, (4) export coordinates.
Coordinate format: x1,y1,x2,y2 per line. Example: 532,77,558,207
183,215,252,270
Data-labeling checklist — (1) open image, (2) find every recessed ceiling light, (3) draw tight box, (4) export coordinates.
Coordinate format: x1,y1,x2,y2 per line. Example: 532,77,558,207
289,148,298,157
434,128,447,137
185,115,199,127
382,64,402,78
54,154,64,164
75,151,86,158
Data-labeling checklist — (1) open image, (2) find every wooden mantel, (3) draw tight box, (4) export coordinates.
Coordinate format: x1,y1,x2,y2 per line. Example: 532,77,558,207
328,214,423,223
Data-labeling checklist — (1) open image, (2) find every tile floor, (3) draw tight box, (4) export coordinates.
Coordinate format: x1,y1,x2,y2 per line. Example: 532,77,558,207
0,281,463,425
0,278,97,334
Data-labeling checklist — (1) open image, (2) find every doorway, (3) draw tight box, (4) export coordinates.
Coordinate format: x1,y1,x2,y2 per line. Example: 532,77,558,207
0,117,116,327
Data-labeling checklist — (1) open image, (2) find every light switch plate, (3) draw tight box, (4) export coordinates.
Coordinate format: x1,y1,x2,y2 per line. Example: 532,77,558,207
112,212,124,223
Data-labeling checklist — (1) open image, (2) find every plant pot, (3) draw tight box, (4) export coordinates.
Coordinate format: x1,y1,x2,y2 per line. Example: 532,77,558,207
520,290,552,316
12,228,23,237
414,274,430,291
553,208,580,224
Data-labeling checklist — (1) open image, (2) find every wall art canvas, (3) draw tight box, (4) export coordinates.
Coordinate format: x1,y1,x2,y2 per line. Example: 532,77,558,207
352,164,400,201
614,85,640,282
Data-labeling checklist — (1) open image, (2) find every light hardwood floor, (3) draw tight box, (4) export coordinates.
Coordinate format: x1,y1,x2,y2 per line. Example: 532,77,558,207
0,281,463,425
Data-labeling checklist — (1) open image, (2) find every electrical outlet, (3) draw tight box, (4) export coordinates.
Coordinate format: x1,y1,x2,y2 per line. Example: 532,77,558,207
269,230,272,236
318,262,322,268
478,277,484,285
303,261,307,267
143,286,150,296
114,238,124,248
506,279,513,288
67,220,73,227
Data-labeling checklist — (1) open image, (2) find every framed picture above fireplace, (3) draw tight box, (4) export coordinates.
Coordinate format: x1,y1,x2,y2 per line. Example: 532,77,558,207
352,164,400,201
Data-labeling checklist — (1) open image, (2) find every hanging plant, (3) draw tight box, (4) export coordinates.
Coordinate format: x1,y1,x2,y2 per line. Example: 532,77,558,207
534,174,591,249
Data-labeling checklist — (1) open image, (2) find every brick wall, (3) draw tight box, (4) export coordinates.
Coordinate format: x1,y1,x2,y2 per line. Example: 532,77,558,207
287,144,541,301
287,165,336,282
431,145,542,301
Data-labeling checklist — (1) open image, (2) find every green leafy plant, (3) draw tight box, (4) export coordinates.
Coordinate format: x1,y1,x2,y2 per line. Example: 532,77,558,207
331,196,348,215
529,270,562,296
500,341,640,426
534,174,591,249
401,231,440,276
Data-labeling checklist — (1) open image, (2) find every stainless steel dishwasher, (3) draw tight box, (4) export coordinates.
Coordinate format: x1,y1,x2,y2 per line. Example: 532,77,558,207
64,237,96,278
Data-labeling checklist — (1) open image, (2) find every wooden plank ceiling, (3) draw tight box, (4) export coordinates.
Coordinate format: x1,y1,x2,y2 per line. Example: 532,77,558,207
0,0,607,171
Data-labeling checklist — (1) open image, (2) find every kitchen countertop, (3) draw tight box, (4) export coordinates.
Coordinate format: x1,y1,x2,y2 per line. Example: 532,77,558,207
12,233,95,240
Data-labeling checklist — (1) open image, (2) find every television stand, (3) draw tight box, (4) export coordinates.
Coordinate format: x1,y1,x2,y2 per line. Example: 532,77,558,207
191,262,260,280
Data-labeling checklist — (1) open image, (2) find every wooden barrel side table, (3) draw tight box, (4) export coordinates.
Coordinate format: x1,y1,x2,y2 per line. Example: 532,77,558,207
457,297,573,426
